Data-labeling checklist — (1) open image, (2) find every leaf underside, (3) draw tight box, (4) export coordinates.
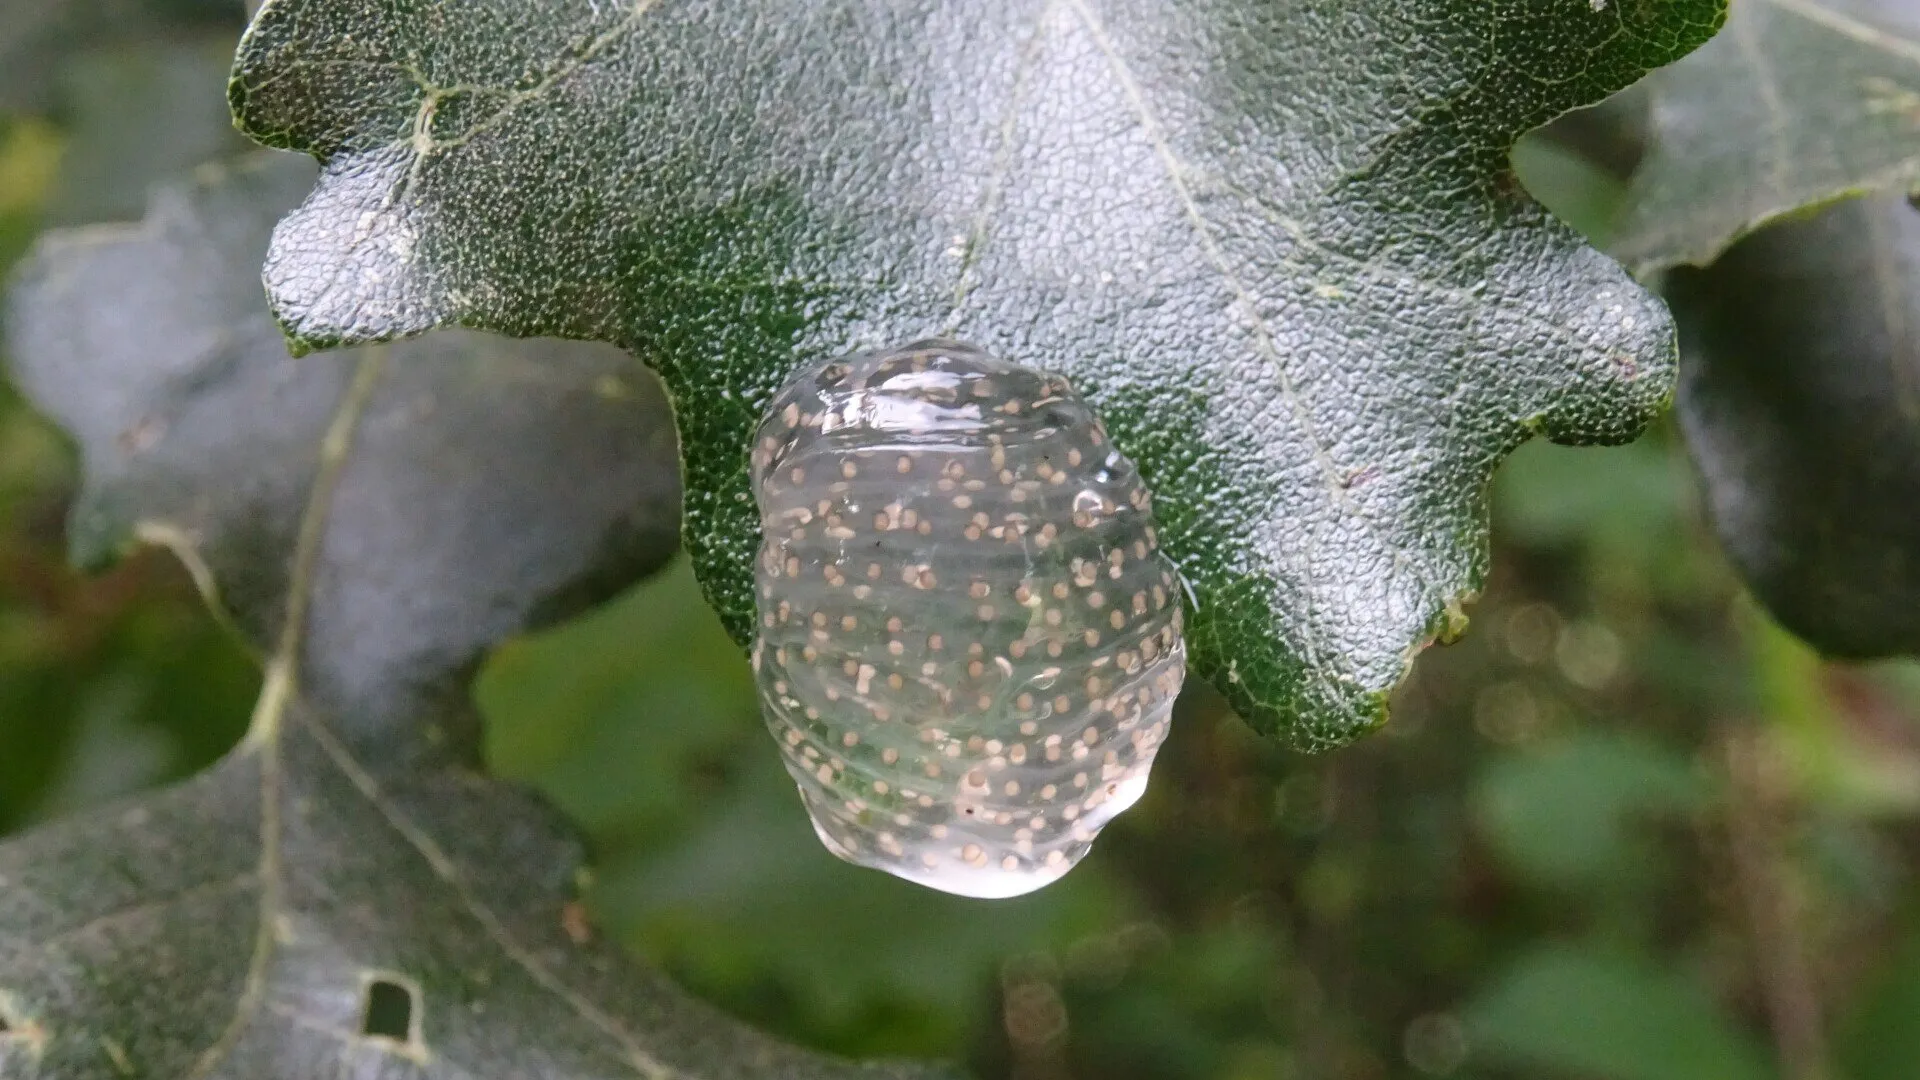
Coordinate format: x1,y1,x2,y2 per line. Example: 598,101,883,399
231,0,1723,748
0,152,938,1080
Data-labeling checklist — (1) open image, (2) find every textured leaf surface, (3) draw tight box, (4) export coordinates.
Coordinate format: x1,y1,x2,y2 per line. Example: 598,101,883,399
232,0,1721,747
0,153,938,1079
1667,193,1920,658
1613,0,1920,271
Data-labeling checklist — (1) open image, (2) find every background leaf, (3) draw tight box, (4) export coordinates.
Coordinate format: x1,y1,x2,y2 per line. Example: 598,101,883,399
0,151,945,1079
1561,0,1920,662
1473,731,1703,888
1464,945,1776,1080
0,0,238,115
0,17,263,831
1612,0,1920,272
1666,193,1920,658
231,0,1722,747
40,36,252,225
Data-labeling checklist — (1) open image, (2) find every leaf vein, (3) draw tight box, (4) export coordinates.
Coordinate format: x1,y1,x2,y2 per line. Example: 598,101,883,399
182,348,389,1080
301,715,689,1080
942,0,1059,329
30,872,258,954
1060,0,1358,512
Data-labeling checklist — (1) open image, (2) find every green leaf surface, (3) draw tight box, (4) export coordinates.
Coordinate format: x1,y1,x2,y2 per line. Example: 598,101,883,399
231,0,1722,747
1464,945,1775,1080
1612,0,1920,271
0,153,940,1079
1667,193,1920,658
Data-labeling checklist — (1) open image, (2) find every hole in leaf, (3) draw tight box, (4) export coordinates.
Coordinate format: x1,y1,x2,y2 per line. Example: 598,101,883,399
361,978,415,1041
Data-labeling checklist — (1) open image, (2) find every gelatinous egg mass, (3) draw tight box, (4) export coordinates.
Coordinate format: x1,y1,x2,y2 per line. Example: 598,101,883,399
749,338,1186,899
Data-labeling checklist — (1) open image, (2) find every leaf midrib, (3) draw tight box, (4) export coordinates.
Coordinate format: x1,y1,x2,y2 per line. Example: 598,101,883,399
180,345,388,1080
158,340,700,1079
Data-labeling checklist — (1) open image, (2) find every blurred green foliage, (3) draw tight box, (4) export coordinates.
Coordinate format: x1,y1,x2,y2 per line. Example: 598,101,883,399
462,421,1920,1079
7,24,1920,1080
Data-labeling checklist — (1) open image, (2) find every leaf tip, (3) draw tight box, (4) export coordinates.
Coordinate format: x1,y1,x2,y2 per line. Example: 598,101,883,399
1435,592,1475,646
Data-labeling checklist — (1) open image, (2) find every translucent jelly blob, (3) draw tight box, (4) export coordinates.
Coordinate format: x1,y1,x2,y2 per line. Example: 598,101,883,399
748,339,1186,899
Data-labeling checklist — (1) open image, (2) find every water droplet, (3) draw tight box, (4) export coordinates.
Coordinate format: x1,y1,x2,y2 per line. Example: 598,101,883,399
750,338,1186,898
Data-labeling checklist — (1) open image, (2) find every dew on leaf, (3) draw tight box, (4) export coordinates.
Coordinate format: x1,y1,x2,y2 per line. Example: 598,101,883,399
750,338,1186,898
